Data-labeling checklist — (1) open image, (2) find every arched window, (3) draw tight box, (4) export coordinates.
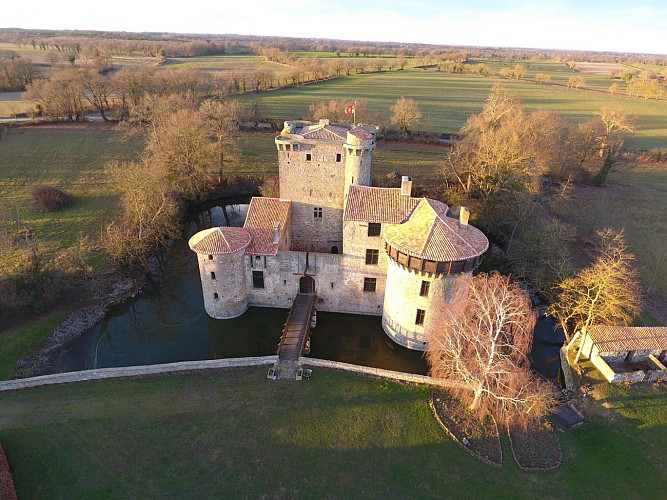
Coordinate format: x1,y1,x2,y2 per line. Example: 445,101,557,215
210,271,216,280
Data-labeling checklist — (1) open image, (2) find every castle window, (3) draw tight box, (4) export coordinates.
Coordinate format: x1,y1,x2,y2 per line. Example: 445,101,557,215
365,249,379,265
314,207,323,218
363,277,377,292
213,292,219,300
252,270,265,289
336,153,342,162
415,309,426,326
208,254,213,260
367,223,381,237
210,271,216,280
306,153,312,161
420,280,430,297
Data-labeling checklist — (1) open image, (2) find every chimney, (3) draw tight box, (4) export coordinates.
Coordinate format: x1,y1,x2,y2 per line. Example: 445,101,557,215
272,222,280,245
459,207,470,229
400,176,412,196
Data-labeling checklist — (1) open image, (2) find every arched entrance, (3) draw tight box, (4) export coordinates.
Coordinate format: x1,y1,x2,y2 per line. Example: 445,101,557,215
330,245,339,254
300,275,315,294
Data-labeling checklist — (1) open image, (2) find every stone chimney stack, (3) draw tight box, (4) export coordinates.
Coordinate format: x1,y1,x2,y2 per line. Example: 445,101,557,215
400,176,412,197
459,207,470,229
272,222,280,245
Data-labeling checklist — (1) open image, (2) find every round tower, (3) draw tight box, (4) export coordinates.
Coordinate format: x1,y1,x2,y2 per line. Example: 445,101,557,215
188,227,251,319
381,200,488,350
343,125,377,194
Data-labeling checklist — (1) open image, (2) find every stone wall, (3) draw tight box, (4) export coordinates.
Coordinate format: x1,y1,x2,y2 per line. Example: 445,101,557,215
279,143,347,252
244,249,385,316
198,249,249,319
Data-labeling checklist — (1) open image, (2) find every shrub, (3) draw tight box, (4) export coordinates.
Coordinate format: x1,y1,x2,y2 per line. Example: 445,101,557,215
30,185,73,212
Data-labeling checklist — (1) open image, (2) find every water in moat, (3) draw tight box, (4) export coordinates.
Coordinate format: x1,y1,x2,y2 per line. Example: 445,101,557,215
49,199,564,380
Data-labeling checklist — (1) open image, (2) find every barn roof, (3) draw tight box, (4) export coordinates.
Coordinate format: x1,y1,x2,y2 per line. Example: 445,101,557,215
587,326,667,354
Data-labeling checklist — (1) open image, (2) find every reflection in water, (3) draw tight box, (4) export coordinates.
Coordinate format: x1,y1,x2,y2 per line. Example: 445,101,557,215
47,200,560,380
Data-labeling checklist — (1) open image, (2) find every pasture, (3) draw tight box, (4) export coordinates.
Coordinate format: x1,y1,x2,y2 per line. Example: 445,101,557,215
164,54,286,73
0,368,664,498
238,69,667,149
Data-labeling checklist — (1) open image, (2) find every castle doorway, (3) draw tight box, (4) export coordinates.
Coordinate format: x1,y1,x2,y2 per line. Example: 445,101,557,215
331,246,339,254
300,276,315,294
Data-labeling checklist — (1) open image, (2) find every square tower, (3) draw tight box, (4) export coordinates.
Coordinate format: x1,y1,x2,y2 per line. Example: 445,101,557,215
275,119,377,253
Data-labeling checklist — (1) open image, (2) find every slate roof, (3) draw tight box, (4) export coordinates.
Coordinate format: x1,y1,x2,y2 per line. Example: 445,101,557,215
243,197,291,256
188,227,251,255
343,185,421,224
383,199,489,262
588,326,667,354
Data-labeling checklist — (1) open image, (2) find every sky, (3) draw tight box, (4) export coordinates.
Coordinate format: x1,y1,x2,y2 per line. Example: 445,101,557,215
3,0,666,55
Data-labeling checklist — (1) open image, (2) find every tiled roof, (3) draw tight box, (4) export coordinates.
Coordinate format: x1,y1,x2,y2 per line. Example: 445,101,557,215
300,124,348,141
188,227,251,255
243,197,291,256
343,185,421,224
349,127,374,140
384,199,488,262
588,326,667,354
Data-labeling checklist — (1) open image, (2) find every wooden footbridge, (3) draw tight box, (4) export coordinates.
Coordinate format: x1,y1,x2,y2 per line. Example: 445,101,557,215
277,292,317,361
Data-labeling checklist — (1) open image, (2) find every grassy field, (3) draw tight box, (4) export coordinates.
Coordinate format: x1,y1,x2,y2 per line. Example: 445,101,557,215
0,310,66,380
552,163,667,317
0,123,143,260
238,70,667,149
165,54,287,73
0,368,664,498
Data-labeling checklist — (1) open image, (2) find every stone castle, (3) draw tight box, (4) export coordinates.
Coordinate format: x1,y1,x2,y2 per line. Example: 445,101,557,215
189,119,488,351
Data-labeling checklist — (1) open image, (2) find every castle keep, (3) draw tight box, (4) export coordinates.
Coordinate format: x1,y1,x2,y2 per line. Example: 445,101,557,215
189,119,489,351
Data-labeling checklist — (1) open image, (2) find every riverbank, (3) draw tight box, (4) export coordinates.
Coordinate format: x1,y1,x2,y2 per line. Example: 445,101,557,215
11,270,142,379
1,367,664,498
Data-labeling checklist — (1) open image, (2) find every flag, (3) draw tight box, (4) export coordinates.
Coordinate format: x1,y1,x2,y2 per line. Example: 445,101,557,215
345,104,356,115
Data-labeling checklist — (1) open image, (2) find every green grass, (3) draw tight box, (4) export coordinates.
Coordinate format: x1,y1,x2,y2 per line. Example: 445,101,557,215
0,368,664,498
550,163,667,318
0,123,143,261
0,311,66,380
164,54,286,73
238,69,667,149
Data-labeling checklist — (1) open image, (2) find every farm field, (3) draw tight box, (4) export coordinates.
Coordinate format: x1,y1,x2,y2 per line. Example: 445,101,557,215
238,69,667,149
0,368,664,498
164,54,286,73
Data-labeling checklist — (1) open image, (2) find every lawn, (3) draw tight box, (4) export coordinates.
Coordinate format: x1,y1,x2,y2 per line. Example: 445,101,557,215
0,368,664,498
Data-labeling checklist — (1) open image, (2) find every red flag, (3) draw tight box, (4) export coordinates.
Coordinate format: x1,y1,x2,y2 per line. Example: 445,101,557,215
345,104,355,115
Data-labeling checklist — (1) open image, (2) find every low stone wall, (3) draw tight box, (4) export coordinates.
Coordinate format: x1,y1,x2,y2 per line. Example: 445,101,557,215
0,355,465,393
0,356,278,393
300,357,469,389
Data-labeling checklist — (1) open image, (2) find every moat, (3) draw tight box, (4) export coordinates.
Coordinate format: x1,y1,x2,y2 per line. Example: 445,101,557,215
49,199,564,379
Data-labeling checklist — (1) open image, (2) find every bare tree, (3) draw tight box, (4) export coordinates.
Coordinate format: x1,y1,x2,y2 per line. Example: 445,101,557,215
547,228,642,343
390,96,421,136
427,272,553,428
593,107,634,186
